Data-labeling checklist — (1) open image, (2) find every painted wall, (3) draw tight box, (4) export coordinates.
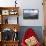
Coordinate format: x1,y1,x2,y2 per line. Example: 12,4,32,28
18,0,44,26
0,0,44,26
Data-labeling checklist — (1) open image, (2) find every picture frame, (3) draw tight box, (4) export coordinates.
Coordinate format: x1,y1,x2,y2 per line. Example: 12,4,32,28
9,10,17,15
23,9,39,19
2,10,9,15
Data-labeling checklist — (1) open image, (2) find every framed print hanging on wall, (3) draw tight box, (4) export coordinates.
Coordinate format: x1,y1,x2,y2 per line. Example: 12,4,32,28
23,9,39,19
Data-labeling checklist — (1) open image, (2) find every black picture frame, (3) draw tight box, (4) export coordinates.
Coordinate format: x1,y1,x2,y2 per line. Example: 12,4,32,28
23,9,39,19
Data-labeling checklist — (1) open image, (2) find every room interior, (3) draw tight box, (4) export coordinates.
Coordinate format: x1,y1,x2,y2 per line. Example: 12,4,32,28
0,0,45,46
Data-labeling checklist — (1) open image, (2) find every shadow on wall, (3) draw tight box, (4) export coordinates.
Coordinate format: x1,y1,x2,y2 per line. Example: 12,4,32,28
18,26,43,44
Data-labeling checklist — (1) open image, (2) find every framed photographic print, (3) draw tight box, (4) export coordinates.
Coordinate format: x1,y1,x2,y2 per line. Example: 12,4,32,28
2,10,9,15
9,10,15,15
23,9,39,19
9,10,17,15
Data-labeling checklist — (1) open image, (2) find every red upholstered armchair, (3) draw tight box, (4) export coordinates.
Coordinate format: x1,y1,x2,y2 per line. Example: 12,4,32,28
21,28,41,46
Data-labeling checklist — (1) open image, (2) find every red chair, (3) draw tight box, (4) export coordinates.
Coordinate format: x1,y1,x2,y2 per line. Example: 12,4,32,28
21,28,41,46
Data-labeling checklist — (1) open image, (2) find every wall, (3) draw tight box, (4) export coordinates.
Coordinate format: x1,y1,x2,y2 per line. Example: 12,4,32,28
0,0,44,26
18,0,44,26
